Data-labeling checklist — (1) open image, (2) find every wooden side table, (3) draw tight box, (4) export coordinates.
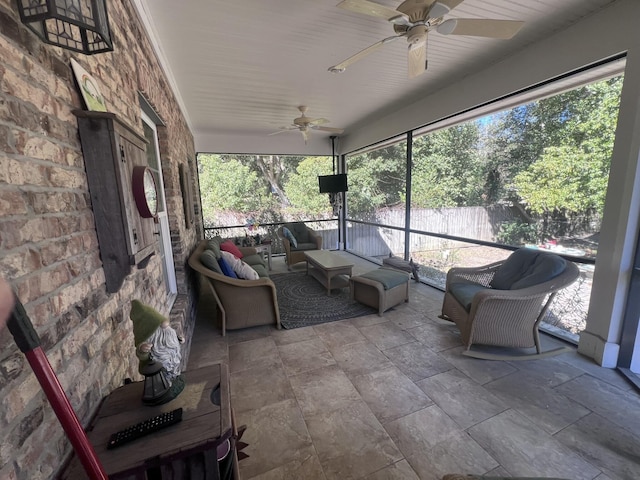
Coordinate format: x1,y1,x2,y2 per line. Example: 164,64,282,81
62,364,238,479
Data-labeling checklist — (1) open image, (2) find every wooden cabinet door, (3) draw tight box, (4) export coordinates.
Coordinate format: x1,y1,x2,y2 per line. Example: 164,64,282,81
115,125,157,260
74,110,158,292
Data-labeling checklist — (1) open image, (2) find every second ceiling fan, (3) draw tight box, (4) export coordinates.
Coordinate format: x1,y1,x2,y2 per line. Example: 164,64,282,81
270,106,344,144
329,0,525,78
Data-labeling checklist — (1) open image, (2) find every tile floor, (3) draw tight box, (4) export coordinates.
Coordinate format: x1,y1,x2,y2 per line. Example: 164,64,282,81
187,252,640,480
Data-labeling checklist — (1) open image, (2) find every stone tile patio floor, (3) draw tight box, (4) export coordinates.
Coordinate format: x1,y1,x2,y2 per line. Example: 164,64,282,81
188,252,640,480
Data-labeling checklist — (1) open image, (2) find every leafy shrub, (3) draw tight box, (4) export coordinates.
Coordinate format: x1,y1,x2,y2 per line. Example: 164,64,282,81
497,220,539,245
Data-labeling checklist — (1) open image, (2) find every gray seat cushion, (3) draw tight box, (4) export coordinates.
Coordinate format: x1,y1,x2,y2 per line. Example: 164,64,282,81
490,248,566,290
449,283,488,311
251,263,269,278
358,268,409,290
291,242,318,252
242,253,266,268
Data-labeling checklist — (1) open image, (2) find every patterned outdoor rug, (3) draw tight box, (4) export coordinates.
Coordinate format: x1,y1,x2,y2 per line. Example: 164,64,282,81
271,272,377,329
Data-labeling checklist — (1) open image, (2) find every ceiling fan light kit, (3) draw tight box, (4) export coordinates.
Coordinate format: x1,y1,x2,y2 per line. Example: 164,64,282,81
435,18,457,35
330,0,524,78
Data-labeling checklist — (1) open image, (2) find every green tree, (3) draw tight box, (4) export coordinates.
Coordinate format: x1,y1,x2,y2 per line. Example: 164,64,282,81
486,77,622,207
199,153,334,225
512,77,622,236
284,156,334,217
220,154,307,207
411,123,484,207
198,154,263,223
347,141,407,219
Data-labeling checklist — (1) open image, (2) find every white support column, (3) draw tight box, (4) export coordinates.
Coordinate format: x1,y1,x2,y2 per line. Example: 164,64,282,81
578,45,640,368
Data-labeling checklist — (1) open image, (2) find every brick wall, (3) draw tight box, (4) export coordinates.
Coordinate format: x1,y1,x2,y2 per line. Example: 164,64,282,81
0,1,201,478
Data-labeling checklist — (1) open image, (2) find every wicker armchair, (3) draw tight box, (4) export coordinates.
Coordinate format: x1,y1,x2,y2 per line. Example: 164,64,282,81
277,222,322,270
440,248,580,360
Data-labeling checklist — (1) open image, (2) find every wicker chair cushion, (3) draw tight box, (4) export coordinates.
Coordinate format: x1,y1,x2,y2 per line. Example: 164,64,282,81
512,254,567,289
359,268,410,290
206,237,223,259
217,256,238,278
282,227,298,247
200,249,223,275
284,222,310,243
220,251,259,280
220,240,244,259
490,248,566,290
242,254,266,268
292,242,319,252
251,263,269,278
449,283,488,311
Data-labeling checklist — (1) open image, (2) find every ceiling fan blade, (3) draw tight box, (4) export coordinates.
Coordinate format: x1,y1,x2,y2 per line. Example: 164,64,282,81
407,40,427,78
312,126,345,134
268,127,296,136
308,118,330,126
301,130,308,145
337,0,408,23
428,0,465,18
437,18,524,39
329,34,404,72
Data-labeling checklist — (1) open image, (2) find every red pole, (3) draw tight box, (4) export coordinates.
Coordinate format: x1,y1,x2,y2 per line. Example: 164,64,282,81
8,295,108,480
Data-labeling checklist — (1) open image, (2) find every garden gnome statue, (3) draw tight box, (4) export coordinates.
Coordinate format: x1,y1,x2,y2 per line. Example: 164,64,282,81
130,300,185,404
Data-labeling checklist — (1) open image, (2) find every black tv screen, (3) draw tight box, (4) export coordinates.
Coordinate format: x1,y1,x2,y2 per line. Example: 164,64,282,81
318,174,348,193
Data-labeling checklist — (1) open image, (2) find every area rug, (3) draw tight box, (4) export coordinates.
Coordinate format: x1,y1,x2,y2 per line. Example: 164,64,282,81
271,272,377,329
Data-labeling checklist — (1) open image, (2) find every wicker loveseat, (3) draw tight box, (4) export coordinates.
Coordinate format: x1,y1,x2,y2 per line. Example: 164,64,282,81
188,239,281,335
277,222,323,270
440,247,580,360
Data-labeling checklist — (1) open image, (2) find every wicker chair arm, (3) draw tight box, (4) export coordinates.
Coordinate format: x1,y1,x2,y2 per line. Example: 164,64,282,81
308,228,323,249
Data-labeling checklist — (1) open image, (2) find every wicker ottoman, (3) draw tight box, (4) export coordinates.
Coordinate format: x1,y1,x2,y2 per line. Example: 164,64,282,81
350,267,410,316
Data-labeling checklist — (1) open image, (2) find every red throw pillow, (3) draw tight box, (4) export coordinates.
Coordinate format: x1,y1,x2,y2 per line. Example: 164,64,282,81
220,240,243,259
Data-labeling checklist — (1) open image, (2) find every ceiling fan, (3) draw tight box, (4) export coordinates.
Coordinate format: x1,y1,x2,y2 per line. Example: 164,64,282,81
329,0,525,78
269,106,344,144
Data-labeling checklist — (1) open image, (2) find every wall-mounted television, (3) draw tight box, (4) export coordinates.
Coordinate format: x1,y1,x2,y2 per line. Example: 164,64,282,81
318,174,348,193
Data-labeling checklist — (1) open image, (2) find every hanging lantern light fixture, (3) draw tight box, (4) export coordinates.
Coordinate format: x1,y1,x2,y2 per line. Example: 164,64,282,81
17,0,113,55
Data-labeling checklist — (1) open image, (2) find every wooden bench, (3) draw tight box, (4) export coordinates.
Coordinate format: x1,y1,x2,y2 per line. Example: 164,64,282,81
382,254,420,282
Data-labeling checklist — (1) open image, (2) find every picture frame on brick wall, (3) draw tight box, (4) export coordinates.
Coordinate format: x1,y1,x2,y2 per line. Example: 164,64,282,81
70,58,108,112
179,163,194,227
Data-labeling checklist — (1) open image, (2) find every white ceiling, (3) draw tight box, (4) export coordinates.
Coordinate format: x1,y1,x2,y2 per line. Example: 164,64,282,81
133,0,618,154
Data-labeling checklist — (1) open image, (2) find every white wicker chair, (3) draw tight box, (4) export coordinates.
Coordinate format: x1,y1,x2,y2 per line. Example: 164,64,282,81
440,248,580,360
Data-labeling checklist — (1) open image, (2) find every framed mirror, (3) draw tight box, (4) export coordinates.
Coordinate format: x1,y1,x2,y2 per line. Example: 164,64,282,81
132,166,158,219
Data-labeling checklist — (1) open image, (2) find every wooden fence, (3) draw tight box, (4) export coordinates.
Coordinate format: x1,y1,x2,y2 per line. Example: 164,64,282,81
347,205,517,256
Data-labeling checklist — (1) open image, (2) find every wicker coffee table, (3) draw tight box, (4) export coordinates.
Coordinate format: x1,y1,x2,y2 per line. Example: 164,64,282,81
304,250,354,296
